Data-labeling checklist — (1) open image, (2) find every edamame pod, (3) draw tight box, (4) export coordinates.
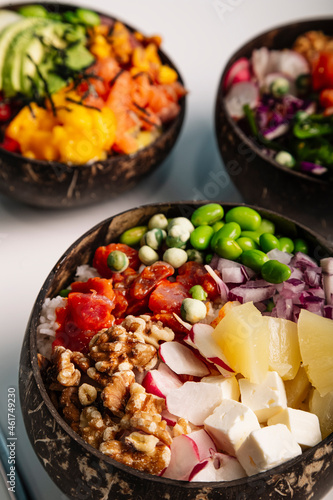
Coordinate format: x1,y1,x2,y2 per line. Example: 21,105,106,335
191,203,224,227
259,233,280,253
261,260,291,284
215,238,243,260
237,236,258,251
279,237,294,253
225,206,261,231
120,226,147,247
190,225,214,250
241,249,269,272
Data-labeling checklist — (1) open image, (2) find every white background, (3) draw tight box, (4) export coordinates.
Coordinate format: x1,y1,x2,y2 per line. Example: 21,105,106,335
0,0,332,499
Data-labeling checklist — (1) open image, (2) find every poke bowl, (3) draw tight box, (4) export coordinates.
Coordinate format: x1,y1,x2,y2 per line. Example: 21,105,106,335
19,200,333,499
0,3,186,208
215,19,333,240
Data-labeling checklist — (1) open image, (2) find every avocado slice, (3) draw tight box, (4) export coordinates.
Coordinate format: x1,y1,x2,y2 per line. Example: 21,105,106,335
2,18,48,96
0,10,22,31
0,17,44,89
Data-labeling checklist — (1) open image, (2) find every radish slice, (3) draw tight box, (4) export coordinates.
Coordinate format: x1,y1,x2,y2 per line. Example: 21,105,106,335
224,81,259,119
166,381,223,425
223,57,251,92
276,50,310,79
189,452,246,482
262,122,289,140
252,47,270,83
159,341,210,377
185,323,234,376
161,409,178,426
162,429,216,480
261,72,296,95
142,363,183,399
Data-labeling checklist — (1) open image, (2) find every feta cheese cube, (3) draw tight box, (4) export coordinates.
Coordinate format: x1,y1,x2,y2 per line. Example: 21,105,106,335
201,375,240,401
239,371,287,423
236,423,302,476
204,399,260,456
267,408,322,448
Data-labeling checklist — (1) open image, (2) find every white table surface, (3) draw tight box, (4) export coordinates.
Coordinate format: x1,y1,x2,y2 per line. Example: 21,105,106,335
0,0,332,498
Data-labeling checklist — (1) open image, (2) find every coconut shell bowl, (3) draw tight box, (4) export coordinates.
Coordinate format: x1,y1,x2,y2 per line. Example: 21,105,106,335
215,19,333,241
0,3,186,208
19,201,333,500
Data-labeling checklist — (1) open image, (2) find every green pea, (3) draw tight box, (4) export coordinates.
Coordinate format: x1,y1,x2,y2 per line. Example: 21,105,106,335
181,298,207,323
139,246,159,266
241,249,269,272
189,285,208,301
261,260,291,284
191,203,224,227
120,226,147,247
141,228,165,250
18,5,48,17
166,224,190,248
225,206,261,231
294,238,309,254
148,213,168,230
75,8,100,26
237,236,258,252
205,253,213,264
279,237,295,253
190,225,214,251
59,288,71,298
240,231,261,245
259,233,280,253
266,300,275,312
163,248,188,268
257,218,275,235
107,250,129,272
215,238,243,261
212,221,225,232
186,249,204,264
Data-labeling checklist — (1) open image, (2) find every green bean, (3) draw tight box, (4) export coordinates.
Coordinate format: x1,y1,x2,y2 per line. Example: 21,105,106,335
190,225,214,250
261,260,291,284
241,249,269,272
191,203,224,227
225,206,261,231
120,226,147,247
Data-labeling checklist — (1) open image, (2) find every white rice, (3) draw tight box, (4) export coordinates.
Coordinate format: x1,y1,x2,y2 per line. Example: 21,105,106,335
73,264,100,282
37,296,67,359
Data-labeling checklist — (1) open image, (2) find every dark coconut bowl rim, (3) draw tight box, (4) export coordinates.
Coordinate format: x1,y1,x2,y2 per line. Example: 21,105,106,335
216,17,333,186
0,2,186,170
23,200,333,491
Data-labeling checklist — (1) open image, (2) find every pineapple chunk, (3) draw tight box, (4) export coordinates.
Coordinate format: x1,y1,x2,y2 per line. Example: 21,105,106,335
298,309,333,396
284,366,311,409
309,388,333,439
267,317,301,380
212,302,268,384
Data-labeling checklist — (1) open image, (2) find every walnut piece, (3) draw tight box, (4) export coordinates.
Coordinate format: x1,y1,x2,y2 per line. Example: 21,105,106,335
122,315,174,349
78,383,98,406
52,346,81,386
59,387,81,432
293,30,333,63
101,370,135,417
89,325,157,375
99,439,171,475
79,406,116,449
121,383,172,445
125,432,159,454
